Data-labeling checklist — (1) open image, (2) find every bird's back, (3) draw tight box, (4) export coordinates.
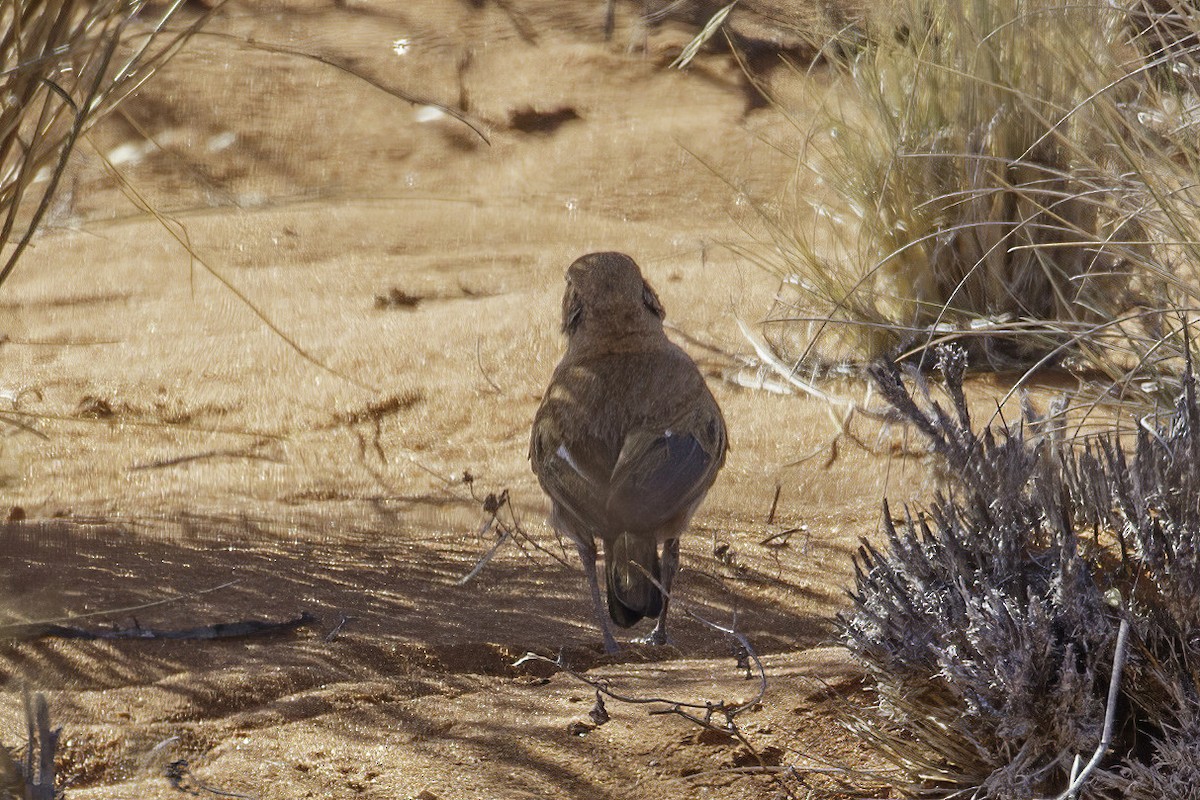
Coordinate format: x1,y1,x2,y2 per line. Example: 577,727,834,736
530,337,726,543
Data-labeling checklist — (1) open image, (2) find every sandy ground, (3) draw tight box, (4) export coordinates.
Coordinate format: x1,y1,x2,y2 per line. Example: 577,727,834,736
0,2,938,797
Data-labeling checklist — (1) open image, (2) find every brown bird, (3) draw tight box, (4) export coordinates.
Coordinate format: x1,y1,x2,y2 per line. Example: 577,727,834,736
530,252,727,652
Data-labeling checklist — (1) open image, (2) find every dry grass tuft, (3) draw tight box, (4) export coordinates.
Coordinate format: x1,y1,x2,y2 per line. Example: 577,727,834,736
0,0,221,290
747,0,1200,402
841,345,1200,798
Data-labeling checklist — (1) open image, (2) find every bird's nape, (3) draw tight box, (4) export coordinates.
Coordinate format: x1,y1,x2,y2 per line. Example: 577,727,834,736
560,252,665,336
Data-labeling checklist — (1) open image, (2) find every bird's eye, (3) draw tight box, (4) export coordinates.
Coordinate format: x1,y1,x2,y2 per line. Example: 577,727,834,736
642,282,664,319
562,287,583,334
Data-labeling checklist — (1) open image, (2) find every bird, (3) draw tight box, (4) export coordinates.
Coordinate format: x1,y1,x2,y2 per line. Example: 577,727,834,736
530,252,727,653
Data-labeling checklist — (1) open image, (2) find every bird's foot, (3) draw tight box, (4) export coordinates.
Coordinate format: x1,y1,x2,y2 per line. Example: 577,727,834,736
633,628,669,646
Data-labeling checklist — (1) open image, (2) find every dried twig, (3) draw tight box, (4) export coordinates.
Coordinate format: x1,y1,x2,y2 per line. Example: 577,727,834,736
1048,618,1131,800
758,526,807,548
0,579,242,638
514,601,794,797
766,483,781,525
7,612,316,642
457,474,571,584
475,336,503,394
323,614,350,643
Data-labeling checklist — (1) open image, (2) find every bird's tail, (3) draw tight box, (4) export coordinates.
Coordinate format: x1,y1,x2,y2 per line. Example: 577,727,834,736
603,533,662,628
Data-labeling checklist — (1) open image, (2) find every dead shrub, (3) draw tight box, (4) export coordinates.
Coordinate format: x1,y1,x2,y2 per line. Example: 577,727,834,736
841,345,1200,797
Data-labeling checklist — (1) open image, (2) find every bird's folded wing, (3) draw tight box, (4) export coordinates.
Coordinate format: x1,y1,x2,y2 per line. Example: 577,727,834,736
606,426,719,532
531,425,609,538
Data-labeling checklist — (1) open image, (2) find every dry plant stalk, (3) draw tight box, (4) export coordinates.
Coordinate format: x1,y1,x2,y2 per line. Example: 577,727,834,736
0,0,221,289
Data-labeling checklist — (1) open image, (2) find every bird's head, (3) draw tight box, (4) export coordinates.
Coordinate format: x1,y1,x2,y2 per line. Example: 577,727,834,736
560,252,665,339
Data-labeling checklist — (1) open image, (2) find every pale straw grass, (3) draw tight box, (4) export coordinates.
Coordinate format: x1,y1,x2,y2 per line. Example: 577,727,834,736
0,0,221,290
742,0,1200,412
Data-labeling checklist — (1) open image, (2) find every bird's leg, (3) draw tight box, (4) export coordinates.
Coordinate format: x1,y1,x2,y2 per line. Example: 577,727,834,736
644,537,679,646
575,540,620,654
604,0,616,40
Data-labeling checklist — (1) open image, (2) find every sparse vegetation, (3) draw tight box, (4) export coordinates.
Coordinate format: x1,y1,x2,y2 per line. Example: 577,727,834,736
747,6,1200,787
841,345,1200,798
2,5,221,796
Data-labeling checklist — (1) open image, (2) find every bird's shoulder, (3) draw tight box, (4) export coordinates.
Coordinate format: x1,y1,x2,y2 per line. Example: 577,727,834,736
531,339,723,462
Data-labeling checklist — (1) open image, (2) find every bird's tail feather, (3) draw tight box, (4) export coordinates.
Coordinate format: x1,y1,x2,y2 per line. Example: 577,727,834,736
604,533,661,628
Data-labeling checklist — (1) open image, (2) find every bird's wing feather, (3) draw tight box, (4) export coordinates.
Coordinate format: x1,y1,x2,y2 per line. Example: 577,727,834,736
606,422,721,533
530,419,609,540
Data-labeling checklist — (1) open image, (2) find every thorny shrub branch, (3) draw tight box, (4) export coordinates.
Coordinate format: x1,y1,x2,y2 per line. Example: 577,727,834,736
514,604,798,798
458,471,571,584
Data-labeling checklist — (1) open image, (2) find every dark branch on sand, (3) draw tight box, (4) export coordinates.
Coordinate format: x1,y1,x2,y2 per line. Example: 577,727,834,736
3,612,316,642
